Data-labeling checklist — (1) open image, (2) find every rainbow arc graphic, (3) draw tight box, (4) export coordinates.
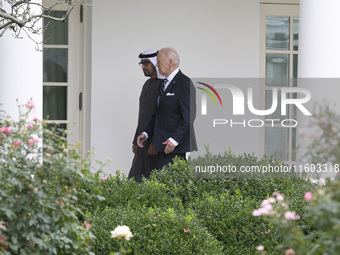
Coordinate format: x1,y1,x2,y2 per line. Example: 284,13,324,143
196,82,223,106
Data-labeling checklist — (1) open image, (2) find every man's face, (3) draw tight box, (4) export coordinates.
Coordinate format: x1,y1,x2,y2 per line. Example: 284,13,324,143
140,59,156,77
156,51,171,77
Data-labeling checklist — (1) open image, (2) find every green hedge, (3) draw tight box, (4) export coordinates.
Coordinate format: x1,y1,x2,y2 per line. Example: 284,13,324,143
77,152,317,254
91,206,224,255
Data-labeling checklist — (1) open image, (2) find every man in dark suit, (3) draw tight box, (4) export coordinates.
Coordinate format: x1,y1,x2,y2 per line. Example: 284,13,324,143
137,47,197,170
128,49,162,182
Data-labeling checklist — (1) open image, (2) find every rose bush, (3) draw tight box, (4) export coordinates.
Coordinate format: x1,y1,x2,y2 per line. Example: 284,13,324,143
253,104,340,254
0,102,95,255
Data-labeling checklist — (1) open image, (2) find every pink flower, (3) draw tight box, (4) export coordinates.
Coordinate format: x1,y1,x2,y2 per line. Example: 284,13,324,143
32,117,39,122
29,138,40,144
276,194,284,201
304,191,313,202
268,197,276,203
84,221,91,228
2,127,12,133
14,141,21,147
252,209,262,216
285,248,295,255
102,176,108,182
27,102,35,108
259,207,270,215
261,199,270,207
330,140,338,146
320,116,328,125
264,204,273,211
284,211,299,221
27,124,34,129
298,128,307,136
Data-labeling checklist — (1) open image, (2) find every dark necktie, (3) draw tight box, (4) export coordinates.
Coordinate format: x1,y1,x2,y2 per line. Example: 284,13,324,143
159,78,168,97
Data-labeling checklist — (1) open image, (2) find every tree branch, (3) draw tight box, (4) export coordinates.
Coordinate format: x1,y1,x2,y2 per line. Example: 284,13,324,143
40,6,73,22
0,0,92,44
0,10,26,27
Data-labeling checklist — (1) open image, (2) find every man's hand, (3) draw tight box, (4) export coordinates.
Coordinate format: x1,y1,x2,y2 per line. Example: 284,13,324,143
147,143,158,156
132,144,137,154
162,139,175,154
137,133,147,148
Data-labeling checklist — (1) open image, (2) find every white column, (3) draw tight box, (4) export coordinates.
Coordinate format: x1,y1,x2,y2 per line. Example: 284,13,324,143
299,0,340,78
297,0,340,174
0,1,43,120
0,35,43,120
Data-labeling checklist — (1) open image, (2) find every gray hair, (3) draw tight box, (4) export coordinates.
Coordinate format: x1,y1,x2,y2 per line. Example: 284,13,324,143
160,47,180,67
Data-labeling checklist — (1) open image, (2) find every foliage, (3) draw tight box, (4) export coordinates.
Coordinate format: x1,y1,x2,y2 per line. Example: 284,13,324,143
92,205,224,255
253,180,340,255
3,100,335,254
0,102,94,255
302,102,340,166
254,104,340,255
0,222,8,253
78,151,316,254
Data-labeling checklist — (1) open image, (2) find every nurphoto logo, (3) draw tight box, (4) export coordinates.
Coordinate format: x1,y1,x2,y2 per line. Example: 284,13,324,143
196,81,312,128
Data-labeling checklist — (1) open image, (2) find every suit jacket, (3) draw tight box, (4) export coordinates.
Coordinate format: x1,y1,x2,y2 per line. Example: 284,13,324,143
146,70,198,153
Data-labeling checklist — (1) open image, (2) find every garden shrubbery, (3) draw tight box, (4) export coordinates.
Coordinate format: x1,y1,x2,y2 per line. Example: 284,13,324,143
79,153,317,254
3,102,339,254
0,103,95,255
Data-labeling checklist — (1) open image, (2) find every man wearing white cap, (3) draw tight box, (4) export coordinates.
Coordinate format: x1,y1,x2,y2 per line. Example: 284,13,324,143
128,49,162,182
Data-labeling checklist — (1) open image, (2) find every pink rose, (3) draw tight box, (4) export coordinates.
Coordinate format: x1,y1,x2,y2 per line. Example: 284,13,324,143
102,176,108,182
27,102,35,108
84,221,91,228
29,138,40,144
252,209,262,216
320,116,328,125
264,204,273,211
3,127,11,133
285,248,295,255
268,197,276,203
304,191,313,202
284,211,298,221
261,199,269,207
259,207,270,215
14,141,21,147
27,124,34,129
276,194,284,201
298,128,307,136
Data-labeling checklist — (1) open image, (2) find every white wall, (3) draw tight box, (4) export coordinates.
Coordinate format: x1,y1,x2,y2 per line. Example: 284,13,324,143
91,0,261,175
0,32,43,121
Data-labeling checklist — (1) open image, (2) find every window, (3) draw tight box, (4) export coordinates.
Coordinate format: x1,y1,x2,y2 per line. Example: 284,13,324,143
260,3,299,164
43,10,69,133
42,2,82,147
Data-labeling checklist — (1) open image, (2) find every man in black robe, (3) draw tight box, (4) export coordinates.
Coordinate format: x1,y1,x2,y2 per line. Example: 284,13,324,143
128,49,162,182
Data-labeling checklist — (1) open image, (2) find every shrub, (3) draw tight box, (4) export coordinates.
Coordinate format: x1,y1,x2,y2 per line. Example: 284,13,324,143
0,102,94,255
192,193,281,254
78,153,316,254
254,104,340,254
91,205,224,255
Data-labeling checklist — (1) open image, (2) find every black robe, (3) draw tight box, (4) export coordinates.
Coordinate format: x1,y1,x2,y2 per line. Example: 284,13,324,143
128,78,161,182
